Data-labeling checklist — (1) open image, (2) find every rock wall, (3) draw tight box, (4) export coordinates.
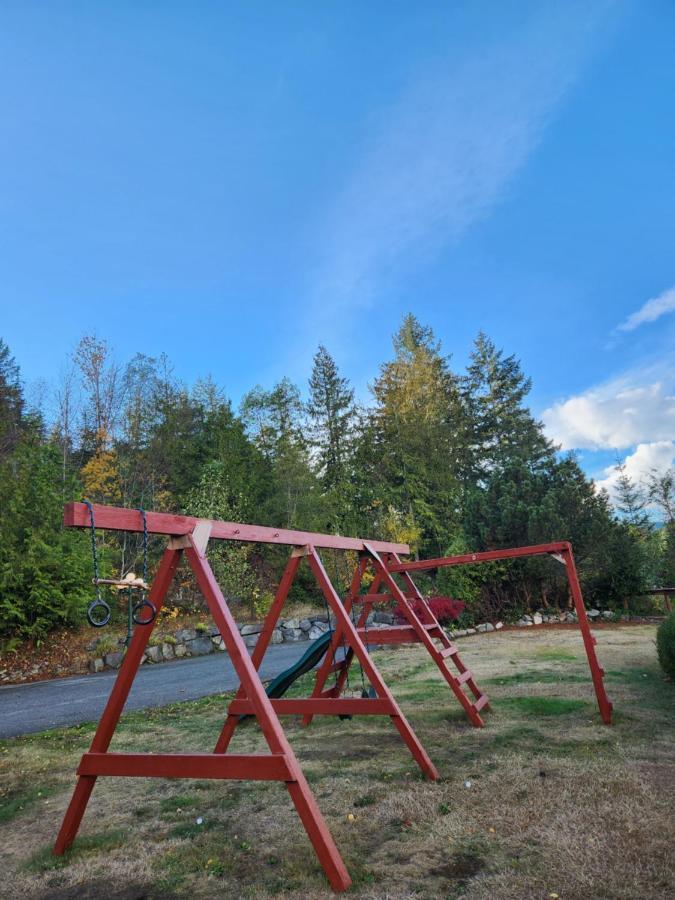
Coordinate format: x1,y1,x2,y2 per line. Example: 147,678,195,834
89,611,395,671
88,607,642,672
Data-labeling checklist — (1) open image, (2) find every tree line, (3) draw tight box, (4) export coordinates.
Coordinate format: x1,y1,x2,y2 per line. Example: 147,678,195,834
1,315,673,639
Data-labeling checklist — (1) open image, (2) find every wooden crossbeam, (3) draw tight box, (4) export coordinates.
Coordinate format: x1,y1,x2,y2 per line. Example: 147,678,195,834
79,752,293,780
388,541,570,572
64,501,409,554
228,698,393,716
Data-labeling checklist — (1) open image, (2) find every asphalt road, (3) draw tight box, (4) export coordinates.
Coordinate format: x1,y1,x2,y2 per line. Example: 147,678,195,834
0,642,319,739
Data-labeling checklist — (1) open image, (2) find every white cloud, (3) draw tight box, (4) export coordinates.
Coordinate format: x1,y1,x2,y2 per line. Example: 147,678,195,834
617,285,675,332
308,3,617,326
542,362,675,451
595,441,675,503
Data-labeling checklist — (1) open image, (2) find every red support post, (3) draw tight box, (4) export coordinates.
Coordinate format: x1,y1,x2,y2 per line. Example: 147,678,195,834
183,535,352,891
301,555,371,726
364,545,489,727
562,545,613,724
383,541,613,725
215,551,302,753
54,546,183,854
306,547,439,781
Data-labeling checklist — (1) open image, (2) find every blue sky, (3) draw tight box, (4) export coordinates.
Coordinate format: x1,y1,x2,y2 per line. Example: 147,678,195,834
1,1,674,497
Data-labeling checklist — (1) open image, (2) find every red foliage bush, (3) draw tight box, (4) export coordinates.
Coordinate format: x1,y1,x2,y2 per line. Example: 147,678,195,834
394,595,465,625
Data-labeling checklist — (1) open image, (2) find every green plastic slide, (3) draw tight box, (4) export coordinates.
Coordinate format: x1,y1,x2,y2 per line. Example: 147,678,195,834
265,629,333,699
238,630,333,722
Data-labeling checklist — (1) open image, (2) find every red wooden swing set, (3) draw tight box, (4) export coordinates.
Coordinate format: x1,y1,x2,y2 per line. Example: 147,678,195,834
53,502,612,892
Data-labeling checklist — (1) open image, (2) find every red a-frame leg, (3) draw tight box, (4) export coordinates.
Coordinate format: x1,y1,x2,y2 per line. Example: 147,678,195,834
305,548,438,781
220,546,438,781
184,535,351,890
54,533,352,892
385,550,490,725
54,545,183,854
215,551,302,753
561,545,613,724
301,555,373,726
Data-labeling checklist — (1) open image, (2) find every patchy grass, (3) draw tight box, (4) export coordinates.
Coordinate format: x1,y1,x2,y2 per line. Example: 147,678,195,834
25,828,128,873
0,782,60,824
498,696,590,716
532,646,578,661
484,669,589,685
0,625,673,899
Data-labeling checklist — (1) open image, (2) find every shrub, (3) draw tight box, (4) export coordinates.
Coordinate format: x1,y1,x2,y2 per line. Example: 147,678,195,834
656,613,675,679
394,595,465,625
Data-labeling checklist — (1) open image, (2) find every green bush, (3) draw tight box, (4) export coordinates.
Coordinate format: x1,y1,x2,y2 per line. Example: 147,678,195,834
0,440,92,639
656,613,675,679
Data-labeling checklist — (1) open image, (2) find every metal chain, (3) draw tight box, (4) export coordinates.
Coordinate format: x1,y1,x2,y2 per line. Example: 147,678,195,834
83,500,100,592
132,507,156,628
84,500,111,627
138,507,149,596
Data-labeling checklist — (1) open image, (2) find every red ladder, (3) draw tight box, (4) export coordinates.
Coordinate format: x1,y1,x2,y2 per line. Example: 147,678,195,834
304,547,491,728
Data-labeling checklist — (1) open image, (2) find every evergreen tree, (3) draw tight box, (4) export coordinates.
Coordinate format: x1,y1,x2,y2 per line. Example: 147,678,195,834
0,338,24,460
461,332,552,479
241,379,319,527
646,468,675,587
307,346,356,530
369,314,464,555
0,432,91,637
614,460,650,529
646,468,674,525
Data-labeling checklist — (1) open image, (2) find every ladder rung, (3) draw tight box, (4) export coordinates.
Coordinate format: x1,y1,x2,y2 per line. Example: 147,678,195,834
472,694,489,712
440,644,458,659
455,670,472,685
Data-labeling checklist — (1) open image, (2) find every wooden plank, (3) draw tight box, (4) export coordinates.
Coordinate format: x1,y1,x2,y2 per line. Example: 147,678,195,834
64,502,409,554
356,626,420,644
473,695,489,712
78,752,293,781
388,541,571,572
229,698,393,716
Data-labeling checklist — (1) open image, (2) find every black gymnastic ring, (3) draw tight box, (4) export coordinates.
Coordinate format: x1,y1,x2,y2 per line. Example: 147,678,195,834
132,598,157,626
87,598,111,628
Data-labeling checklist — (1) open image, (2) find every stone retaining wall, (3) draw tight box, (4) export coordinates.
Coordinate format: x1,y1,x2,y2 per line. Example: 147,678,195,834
88,607,650,672
88,612,394,672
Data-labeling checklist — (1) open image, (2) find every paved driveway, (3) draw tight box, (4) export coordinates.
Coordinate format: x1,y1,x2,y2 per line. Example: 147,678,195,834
0,642,315,739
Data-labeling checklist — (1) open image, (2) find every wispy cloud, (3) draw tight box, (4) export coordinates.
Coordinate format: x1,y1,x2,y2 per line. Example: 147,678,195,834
617,285,675,332
308,2,618,329
542,360,675,451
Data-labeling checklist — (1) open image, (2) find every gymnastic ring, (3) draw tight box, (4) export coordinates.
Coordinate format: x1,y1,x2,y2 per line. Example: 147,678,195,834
132,598,157,626
87,598,111,628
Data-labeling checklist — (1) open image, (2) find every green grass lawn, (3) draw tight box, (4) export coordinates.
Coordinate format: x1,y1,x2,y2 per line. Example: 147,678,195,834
1,625,673,899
